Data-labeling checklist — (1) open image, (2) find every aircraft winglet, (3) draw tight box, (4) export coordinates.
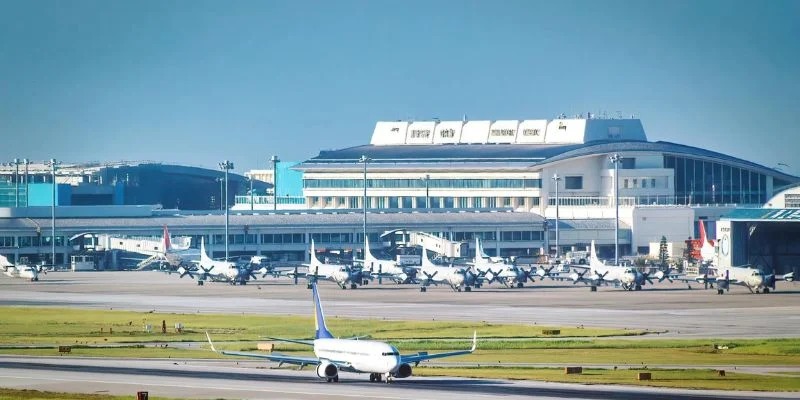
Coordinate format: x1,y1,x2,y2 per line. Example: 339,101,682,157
471,330,477,352
205,332,218,353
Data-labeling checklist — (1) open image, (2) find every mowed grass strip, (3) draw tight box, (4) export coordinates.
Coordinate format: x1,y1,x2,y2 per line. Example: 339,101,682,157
0,388,178,400
0,306,645,345
414,367,800,391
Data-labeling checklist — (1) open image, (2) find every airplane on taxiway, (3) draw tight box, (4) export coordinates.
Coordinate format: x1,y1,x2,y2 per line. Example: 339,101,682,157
207,282,477,383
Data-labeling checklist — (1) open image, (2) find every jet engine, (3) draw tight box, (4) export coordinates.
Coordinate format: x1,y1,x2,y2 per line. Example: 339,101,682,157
393,363,412,378
316,362,338,379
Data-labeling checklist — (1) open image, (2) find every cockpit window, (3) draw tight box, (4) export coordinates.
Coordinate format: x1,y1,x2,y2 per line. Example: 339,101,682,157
381,351,399,356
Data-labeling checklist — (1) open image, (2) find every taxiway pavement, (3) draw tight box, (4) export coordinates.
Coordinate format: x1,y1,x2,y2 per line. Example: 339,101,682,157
0,356,794,400
2,271,799,338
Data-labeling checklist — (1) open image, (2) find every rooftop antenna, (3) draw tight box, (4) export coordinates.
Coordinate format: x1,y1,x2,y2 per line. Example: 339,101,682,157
462,113,468,122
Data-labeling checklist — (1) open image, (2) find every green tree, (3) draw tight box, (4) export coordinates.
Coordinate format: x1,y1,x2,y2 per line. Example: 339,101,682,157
658,236,669,267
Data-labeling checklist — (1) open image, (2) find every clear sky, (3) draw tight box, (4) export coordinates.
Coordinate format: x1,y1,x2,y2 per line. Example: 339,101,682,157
1,0,798,175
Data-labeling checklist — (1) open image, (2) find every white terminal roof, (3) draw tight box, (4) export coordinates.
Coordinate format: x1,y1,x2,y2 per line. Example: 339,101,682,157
370,117,647,146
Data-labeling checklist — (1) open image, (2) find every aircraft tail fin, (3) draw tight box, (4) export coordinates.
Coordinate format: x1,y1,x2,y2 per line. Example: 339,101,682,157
200,237,213,264
0,253,12,267
311,283,334,339
364,236,374,262
421,242,436,269
698,220,707,244
589,240,604,269
162,225,172,253
309,239,322,268
475,237,489,261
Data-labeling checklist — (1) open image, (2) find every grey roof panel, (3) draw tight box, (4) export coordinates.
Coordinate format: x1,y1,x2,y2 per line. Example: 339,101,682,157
0,211,545,232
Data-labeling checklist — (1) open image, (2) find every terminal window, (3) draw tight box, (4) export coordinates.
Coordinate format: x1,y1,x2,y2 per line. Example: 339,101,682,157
786,194,800,208
565,176,583,190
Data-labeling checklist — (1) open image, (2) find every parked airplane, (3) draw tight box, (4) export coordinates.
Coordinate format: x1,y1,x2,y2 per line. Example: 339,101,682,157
567,241,670,291
304,240,363,289
359,237,417,284
178,237,253,285
472,238,533,288
207,282,477,383
417,243,478,292
157,226,200,270
1,254,41,281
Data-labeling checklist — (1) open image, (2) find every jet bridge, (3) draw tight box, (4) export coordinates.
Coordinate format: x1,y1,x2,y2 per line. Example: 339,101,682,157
407,231,466,258
716,208,800,276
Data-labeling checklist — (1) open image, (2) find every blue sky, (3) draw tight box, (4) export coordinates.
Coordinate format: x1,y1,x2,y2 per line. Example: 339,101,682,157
1,0,798,175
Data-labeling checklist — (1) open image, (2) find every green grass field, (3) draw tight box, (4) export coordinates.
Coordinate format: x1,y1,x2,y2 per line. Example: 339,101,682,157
0,388,176,400
2,306,799,392
415,367,800,391
0,306,645,345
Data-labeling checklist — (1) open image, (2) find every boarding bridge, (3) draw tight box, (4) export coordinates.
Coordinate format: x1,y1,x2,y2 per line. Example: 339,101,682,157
408,232,465,258
97,235,191,256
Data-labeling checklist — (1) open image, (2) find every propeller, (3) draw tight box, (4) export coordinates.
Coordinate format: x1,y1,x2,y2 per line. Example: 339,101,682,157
536,265,556,280
571,269,588,285
422,271,438,285
642,271,654,285
656,267,673,283
378,265,383,285
593,271,609,285
178,266,194,279
766,274,777,290
522,267,538,283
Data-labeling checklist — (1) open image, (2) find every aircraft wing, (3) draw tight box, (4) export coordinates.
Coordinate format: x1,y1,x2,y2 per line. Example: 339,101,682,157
262,336,315,346
206,332,320,366
400,331,476,366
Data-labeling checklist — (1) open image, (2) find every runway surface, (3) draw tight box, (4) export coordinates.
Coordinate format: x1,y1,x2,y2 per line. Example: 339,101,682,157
0,356,794,400
2,271,799,338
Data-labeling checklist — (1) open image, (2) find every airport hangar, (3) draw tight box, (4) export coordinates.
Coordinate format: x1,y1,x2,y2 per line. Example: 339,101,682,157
0,206,627,267
291,116,799,258
713,184,800,276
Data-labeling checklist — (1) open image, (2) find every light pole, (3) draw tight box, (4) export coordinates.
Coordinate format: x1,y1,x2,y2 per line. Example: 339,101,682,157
609,153,622,265
359,155,371,249
216,178,223,210
23,159,30,207
11,159,20,207
219,160,234,262
47,159,59,266
249,177,254,211
552,173,562,259
271,155,279,210
422,174,430,210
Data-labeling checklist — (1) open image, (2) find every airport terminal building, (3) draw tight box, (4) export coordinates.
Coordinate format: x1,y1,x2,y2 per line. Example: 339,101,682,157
292,116,799,255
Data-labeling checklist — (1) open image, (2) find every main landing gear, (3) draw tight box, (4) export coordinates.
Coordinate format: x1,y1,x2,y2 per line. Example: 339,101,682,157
369,373,391,383
326,376,339,382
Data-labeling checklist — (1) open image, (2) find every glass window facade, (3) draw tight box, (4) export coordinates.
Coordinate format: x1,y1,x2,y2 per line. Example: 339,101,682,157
304,178,541,189
664,155,768,204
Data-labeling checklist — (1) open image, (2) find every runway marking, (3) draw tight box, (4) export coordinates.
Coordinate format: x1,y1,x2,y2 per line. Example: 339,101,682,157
0,374,433,399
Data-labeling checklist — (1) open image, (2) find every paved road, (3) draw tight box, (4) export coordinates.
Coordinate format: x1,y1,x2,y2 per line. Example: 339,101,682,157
2,271,799,338
0,356,794,400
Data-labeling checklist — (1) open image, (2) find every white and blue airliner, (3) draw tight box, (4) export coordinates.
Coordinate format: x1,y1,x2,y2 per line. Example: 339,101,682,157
207,282,476,383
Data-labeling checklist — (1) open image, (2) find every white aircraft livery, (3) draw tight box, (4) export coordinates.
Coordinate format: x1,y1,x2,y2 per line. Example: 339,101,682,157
304,240,362,289
361,237,417,284
1,254,41,281
567,241,670,291
207,282,477,383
